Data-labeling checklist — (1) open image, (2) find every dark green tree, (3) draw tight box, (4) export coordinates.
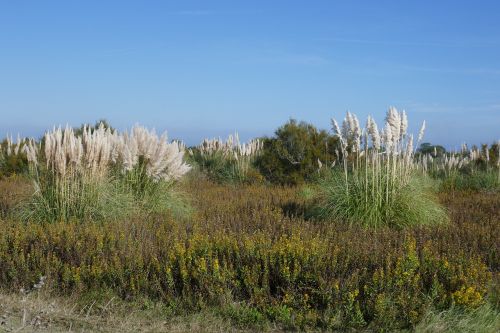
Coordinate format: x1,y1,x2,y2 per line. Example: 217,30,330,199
255,119,339,185
417,142,446,157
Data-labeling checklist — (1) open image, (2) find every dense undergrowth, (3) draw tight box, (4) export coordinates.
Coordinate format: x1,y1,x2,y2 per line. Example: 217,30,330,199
0,178,498,331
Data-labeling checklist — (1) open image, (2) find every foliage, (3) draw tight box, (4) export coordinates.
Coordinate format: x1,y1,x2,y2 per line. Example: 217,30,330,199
18,124,191,222
255,119,338,185
0,180,498,331
316,108,447,228
414,303,500,333
439,170,499,192
418,142,447,157
0,176,31,218
315,169,448,228
0,138,29,178
188,134,263,184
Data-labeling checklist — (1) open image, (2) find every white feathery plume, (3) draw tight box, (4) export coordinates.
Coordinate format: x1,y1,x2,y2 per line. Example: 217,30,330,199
405,134,414,162
400,110,408,139
383,122,393,153
366,116,381,150
461,143,468,154
417,120,426,143
331,118,345,148
352,113,361,152
341,113,351,141
6,135,12,156
385,107,401,145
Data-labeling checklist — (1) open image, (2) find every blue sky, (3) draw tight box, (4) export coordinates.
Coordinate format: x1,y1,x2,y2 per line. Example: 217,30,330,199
0,1,499,147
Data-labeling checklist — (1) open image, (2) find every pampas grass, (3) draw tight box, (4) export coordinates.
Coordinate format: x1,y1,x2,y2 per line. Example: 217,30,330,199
316,107,448,228
421,141,500,192
20,123,191,222
190,133,262,183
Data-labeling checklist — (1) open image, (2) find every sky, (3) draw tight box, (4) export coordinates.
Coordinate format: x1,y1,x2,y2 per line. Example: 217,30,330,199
0,1,499,148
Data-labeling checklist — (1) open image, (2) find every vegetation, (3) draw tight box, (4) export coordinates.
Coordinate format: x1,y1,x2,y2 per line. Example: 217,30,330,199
312,109,447,227
0,136,29,178
0,114,498,331
188,133,263,184
0,180,499,331
421,141,500,192
255,119,338,185
16,124,191,222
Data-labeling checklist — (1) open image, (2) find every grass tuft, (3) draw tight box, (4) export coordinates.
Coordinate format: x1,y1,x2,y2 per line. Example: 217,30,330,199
315,168,448,228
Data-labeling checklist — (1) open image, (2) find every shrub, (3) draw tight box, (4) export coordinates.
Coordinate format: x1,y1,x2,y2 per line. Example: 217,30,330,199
255,119,338,185
0,182,498,331
0,175,31,218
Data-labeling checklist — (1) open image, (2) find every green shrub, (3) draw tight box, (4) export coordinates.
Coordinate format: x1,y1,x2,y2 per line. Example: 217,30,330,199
255,119,338,185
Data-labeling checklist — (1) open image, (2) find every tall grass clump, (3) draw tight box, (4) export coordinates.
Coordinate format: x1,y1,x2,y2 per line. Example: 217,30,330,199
0,134,30,178
189,133,262,183
20,124,191,222
317,108,447,228
113,125,192,217
421,141,500,192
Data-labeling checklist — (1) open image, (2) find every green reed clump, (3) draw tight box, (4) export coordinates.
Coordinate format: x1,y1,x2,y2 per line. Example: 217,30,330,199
420,141,500,192
439,170,499,192
0,135,29,178
117,160,192,219
19,124,191,222
188,133,263,184
317,168,447,228
316,108,447,228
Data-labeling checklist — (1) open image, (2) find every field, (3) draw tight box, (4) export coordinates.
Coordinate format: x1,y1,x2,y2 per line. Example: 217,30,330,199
0,113,499,332
0,177,499,332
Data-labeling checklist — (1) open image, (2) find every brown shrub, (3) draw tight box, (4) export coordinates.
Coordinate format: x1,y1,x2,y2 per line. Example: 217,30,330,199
0,181,498,330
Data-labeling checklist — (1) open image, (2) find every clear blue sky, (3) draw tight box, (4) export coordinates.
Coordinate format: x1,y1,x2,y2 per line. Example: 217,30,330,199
1,1,499,147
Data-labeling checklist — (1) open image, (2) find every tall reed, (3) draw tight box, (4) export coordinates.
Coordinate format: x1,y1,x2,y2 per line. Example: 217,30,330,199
319,108,447,227
21,124,191,222
421,141,500,191
190,133,262,183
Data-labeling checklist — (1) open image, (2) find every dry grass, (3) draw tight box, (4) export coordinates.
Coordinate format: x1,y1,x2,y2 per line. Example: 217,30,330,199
0,176,31,218
0,291,286,333
0,178,498,331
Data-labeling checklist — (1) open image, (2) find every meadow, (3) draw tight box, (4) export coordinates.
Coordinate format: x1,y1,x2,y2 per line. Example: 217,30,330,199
0,110,499,332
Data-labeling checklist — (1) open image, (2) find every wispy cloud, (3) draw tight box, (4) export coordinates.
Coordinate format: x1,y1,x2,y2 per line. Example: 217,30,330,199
174,10,215,16
279,54,328,65
246,52,329,66
323,37,500,48
395,65,500,76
